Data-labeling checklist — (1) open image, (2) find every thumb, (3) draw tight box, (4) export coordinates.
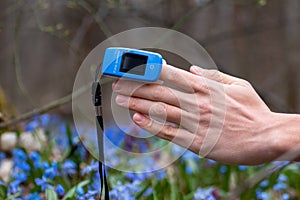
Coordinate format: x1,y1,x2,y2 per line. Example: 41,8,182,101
190,65,243,85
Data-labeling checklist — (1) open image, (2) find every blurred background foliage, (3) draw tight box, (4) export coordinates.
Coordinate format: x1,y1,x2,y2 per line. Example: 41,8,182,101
0,0,299,116
0,0,300,199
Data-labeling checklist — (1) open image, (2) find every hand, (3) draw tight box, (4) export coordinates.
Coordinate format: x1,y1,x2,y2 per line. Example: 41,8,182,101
112,64,280,165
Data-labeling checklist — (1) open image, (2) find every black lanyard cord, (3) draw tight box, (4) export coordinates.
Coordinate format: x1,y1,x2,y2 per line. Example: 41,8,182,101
93,82,110,200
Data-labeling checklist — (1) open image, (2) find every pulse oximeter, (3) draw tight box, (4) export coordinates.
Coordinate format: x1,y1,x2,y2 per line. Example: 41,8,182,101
102,47,163,82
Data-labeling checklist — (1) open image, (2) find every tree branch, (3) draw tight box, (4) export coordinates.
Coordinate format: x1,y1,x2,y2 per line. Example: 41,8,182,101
0,85,87,130
0,77,112,130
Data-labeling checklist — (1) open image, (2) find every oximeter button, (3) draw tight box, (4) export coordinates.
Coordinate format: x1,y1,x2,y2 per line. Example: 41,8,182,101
150,65,154,70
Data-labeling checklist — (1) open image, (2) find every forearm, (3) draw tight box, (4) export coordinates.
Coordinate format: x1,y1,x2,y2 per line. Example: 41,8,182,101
267,112,300,162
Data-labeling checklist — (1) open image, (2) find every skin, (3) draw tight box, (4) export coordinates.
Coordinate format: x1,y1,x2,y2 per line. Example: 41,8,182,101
112,64,300,165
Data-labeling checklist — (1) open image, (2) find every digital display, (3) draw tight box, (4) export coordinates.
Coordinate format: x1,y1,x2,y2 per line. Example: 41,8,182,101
120,53,148,75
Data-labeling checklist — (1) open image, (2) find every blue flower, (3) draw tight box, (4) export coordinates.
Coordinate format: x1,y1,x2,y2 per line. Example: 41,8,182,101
156,170,166,180
277,174,288,182
55,137,64,146
29,151,40,161
193,187,215,200
110,188,118,199
25,120,39,132
76,186,85,196
84,190,99,199
75,145,87,160
35,177,53,192
62,160,77,175
207,159,216,165
15,161,31,172
13,149,27,162
125,172,151,182
172,144,185,157
39,114,51,126
259,180,269,188
105,126,125,147
186,165,193,174
8,180,21,194
12,150,30,173
109,180,141,199
282,193,290,200
81,160,98,175
13,172,28,182
273,174,288,191
41,161,50,169
88,173,100,192
0,180,5,186
56,184,65,196
138,141,148,153
273,182,287,191
182,151,199,162
143,188,153,197
238,165,248,171
44,167,58,179
256,189,270,200
25,192,42,200
219,165,227,174
25,114,51,131
0,152,6,164
30,152,42,168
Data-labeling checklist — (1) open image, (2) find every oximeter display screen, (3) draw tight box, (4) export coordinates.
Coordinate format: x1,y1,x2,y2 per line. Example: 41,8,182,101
120,53,148,75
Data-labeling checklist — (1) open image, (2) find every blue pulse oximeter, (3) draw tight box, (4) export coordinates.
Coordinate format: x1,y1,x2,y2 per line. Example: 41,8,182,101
102,47,163,82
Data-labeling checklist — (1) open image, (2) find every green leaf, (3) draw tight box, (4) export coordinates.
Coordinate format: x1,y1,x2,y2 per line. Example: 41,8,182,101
169,178,180,200
65,124,73,147
135,181,151,199
62,180,90,200
6,192,21,200
46,188,58,200
0,185,7,199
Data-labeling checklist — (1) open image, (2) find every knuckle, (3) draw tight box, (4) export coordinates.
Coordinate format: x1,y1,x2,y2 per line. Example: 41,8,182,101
241,80,251,87
129,98,138,110
151,102,166,116
209,70,220,78
151,86,164,100
192,136,202,152
190,81,200,92
192,77,209,93
200,102,212,115
161,125,174,139
167,106,181,120
211,69,219,74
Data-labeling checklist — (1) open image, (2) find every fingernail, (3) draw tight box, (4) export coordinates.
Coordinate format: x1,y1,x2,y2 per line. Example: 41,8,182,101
116,95,128,105
133,113,145,124
191,65,202,75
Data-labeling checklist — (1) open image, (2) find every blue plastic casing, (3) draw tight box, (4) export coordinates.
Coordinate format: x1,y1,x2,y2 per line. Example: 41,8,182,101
102,47,163,82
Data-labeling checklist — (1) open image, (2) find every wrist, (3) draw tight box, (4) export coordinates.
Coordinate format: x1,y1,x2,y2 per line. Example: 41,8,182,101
266,112,300,161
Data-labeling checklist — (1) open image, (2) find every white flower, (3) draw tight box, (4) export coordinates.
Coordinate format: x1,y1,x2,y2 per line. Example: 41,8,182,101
19,129,47,151
0,159,13,182
0,132,17,150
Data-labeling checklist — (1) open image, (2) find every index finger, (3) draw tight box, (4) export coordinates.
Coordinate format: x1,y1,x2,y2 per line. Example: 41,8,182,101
160,64,203,92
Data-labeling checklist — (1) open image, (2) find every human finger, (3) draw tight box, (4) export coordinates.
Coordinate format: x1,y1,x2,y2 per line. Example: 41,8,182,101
159,64,207,92
190,66,247,85
132,112,198,151
113,79,184,108
115,94,195,129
